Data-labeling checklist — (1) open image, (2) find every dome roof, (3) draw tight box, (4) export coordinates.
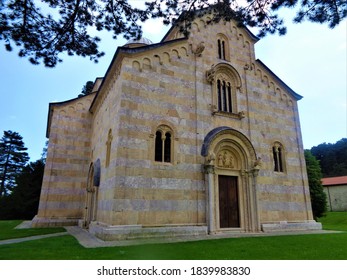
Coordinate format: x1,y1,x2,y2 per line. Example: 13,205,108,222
123,37,153,48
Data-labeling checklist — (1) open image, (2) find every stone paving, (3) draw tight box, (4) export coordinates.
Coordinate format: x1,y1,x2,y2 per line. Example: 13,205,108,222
0,232,68,246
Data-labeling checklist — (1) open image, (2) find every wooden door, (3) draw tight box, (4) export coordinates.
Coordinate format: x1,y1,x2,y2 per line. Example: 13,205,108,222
218,175,240,228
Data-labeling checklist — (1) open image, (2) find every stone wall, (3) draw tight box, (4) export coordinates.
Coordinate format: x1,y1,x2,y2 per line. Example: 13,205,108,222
324,185,347,211
32,94,94,227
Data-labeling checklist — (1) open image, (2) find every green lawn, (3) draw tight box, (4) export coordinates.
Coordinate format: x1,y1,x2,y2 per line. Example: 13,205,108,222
0,212,346,260
318,212,347,231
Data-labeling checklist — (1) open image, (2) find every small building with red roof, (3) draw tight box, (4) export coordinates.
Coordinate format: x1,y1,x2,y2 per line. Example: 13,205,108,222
322,176,347,211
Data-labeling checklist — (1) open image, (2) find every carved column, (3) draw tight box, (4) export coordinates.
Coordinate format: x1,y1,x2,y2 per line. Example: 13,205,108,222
249,167,261,232
241,170,251,232
204,164,215,234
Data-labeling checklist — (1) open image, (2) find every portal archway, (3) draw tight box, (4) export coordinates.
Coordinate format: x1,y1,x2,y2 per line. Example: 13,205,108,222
202,127,261,233
83,160,100,228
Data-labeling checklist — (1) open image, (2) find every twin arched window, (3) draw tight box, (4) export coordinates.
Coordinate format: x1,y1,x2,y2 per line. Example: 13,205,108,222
155,126,172,163
273,142,285,172
218,39,226,60
217,34,229,61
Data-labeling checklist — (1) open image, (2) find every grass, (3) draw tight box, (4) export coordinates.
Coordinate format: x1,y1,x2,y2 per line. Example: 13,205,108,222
0,212,346,260
0,220,65,241
318,212,347,231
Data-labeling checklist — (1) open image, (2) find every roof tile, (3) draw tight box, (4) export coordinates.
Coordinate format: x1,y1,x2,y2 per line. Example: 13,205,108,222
322,176,347,186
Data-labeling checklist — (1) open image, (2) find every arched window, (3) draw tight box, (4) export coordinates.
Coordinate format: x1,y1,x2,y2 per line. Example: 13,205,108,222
218,39,225,60
217,79,232,113
164,132,171,162
155,131,163,162
206,63,242,118
273,142,285,172
155,126,173,163
217,34,229,60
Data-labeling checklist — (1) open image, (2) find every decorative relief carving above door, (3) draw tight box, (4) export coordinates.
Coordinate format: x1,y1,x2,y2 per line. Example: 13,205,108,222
217,150,235,169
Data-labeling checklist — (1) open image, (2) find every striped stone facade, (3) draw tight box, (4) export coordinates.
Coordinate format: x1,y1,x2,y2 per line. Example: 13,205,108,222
33,13,321,239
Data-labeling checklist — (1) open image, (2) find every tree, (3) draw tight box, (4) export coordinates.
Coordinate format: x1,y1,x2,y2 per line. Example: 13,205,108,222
78,80,94,97
0,159,45,219
310,138,347,177
41,140,48,163
1,1,346,67
0,130,29,197
304,150,327,219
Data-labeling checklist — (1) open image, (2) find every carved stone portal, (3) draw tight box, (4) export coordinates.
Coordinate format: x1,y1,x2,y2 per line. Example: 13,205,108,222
217,150,235,168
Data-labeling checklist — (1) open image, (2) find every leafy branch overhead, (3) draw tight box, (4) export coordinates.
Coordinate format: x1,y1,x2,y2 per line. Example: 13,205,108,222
1,0,346,67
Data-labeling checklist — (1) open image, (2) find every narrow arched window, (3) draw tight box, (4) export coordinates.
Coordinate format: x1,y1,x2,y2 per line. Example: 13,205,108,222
218,39,222,59
222,81,227,111
164,132,171,163
222,41,225,59
227,82,232,112
273,143,285,172
155,131,163,162
154,126,173,163
217,79,222,111
217,79,233,113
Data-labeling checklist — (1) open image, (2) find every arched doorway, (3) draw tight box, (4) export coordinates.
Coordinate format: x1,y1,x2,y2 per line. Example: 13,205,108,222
83,160,100,228
202,127,261,233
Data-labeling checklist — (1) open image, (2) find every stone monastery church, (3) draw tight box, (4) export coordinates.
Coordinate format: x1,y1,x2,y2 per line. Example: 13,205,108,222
32,10,321,240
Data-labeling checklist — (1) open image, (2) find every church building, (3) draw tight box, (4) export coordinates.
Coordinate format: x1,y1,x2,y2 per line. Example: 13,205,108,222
32,10,321,240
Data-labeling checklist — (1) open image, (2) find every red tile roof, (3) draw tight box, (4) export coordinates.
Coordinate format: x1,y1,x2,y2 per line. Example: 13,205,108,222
322,176,347,186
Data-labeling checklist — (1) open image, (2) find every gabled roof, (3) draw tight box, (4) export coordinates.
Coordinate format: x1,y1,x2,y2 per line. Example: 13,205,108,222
322,176,347,186
89,6,301,113
161,5,259,43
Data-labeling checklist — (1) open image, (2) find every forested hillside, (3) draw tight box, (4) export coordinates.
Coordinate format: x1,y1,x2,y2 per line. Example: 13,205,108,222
310,138,347,178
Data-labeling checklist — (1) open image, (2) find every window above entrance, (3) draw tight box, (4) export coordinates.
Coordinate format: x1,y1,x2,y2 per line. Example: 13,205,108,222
206,63,245,119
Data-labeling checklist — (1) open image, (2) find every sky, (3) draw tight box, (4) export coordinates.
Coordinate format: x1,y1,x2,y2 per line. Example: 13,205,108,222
0,7,346,162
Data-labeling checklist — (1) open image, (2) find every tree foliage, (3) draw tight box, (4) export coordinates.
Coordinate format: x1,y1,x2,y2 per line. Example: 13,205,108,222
0,130,29,197
78,80,94,97
1,0,346,67
304,150,327,219
0,159,45,219
310,138,347,177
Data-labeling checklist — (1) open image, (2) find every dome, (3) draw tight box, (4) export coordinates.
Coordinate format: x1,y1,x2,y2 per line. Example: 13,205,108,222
123,37,153,48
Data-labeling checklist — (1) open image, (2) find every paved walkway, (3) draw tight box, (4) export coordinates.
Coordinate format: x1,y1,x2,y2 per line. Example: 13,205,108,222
0,232,68,246
0,221,342,248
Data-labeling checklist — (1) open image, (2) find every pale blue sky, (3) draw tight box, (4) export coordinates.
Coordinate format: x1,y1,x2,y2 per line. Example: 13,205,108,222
0,10,346,161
